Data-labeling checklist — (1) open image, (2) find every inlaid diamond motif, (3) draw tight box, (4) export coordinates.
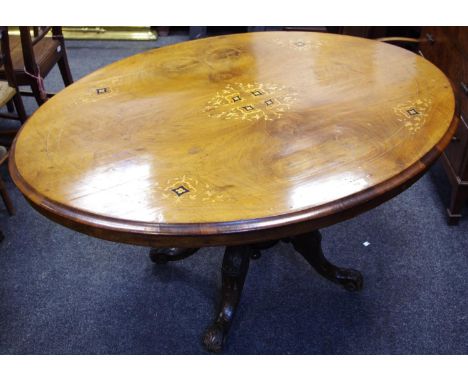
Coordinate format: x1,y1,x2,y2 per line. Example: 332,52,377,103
172,185,190,196
96,87,109,95
394,98,432,135
204,82,298,121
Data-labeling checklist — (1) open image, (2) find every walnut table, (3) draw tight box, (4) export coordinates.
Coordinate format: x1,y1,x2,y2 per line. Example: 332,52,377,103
9,32,456,352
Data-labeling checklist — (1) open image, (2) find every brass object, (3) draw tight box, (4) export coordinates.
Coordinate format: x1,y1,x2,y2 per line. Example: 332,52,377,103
8,26,157,41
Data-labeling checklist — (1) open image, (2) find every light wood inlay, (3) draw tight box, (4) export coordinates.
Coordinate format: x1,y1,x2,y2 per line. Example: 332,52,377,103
9,32,456,246
204,82,297,121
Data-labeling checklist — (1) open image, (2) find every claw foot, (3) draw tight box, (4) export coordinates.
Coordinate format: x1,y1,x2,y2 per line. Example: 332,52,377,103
202,323,225,353
335,268,363,291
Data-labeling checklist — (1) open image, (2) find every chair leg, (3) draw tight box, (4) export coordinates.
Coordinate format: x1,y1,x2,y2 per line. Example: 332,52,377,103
57,53,73,87
0,176,14,216
12,93,28,123
30,81,47,106
6,100,14,113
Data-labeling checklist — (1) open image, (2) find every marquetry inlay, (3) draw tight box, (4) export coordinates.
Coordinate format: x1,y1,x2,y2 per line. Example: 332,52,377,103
394,98,432,134
172,185,190,197
160,175,227,203
96,87,110,95
273,38,323,51
204,82,297,121
10,32,455,234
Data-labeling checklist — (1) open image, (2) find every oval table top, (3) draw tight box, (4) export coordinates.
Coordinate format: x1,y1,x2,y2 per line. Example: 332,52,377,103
10,32,457,246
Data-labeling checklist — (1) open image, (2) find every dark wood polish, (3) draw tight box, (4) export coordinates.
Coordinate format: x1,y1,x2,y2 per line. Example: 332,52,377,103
291,231,363,291
202,245,252,353
419,27,468,224
0,26,73,106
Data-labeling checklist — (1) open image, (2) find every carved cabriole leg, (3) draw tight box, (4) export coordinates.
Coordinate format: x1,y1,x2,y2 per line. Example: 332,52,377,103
291,230,363,292
203,245,252,353
151,235,360,352
149,247,199,264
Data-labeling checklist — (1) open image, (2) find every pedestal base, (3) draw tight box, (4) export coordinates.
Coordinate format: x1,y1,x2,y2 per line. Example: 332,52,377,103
149,230,363,352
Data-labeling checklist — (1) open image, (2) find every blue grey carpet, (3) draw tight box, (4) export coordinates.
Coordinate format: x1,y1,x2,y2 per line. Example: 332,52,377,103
0,37,467,354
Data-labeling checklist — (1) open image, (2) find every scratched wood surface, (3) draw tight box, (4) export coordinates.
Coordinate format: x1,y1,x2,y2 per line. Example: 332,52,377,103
9,32,456,246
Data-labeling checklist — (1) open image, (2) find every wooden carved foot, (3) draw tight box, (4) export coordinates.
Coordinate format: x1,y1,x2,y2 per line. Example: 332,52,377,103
291,230,363,292
149,247,199,264
203,245,252,352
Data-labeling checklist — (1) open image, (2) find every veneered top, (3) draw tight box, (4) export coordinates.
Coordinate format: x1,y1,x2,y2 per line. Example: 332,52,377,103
10,32,456,245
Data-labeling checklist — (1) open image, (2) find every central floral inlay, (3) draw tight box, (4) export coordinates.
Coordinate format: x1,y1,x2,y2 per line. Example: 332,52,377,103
204,82,297,121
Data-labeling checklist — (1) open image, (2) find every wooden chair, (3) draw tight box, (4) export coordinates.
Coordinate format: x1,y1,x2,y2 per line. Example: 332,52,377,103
0,145,13,215
0,26,27,127
0,145,12,243
0,26,73,106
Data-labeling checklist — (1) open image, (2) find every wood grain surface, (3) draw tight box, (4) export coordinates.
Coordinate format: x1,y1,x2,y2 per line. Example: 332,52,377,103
9,32,457,246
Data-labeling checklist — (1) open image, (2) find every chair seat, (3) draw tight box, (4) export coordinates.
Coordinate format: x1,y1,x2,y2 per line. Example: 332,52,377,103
0,81,16,107
0,35,61,83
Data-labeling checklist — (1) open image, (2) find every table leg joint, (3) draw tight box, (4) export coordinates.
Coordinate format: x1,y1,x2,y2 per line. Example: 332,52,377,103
290,230,363,292
149,247,199,264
